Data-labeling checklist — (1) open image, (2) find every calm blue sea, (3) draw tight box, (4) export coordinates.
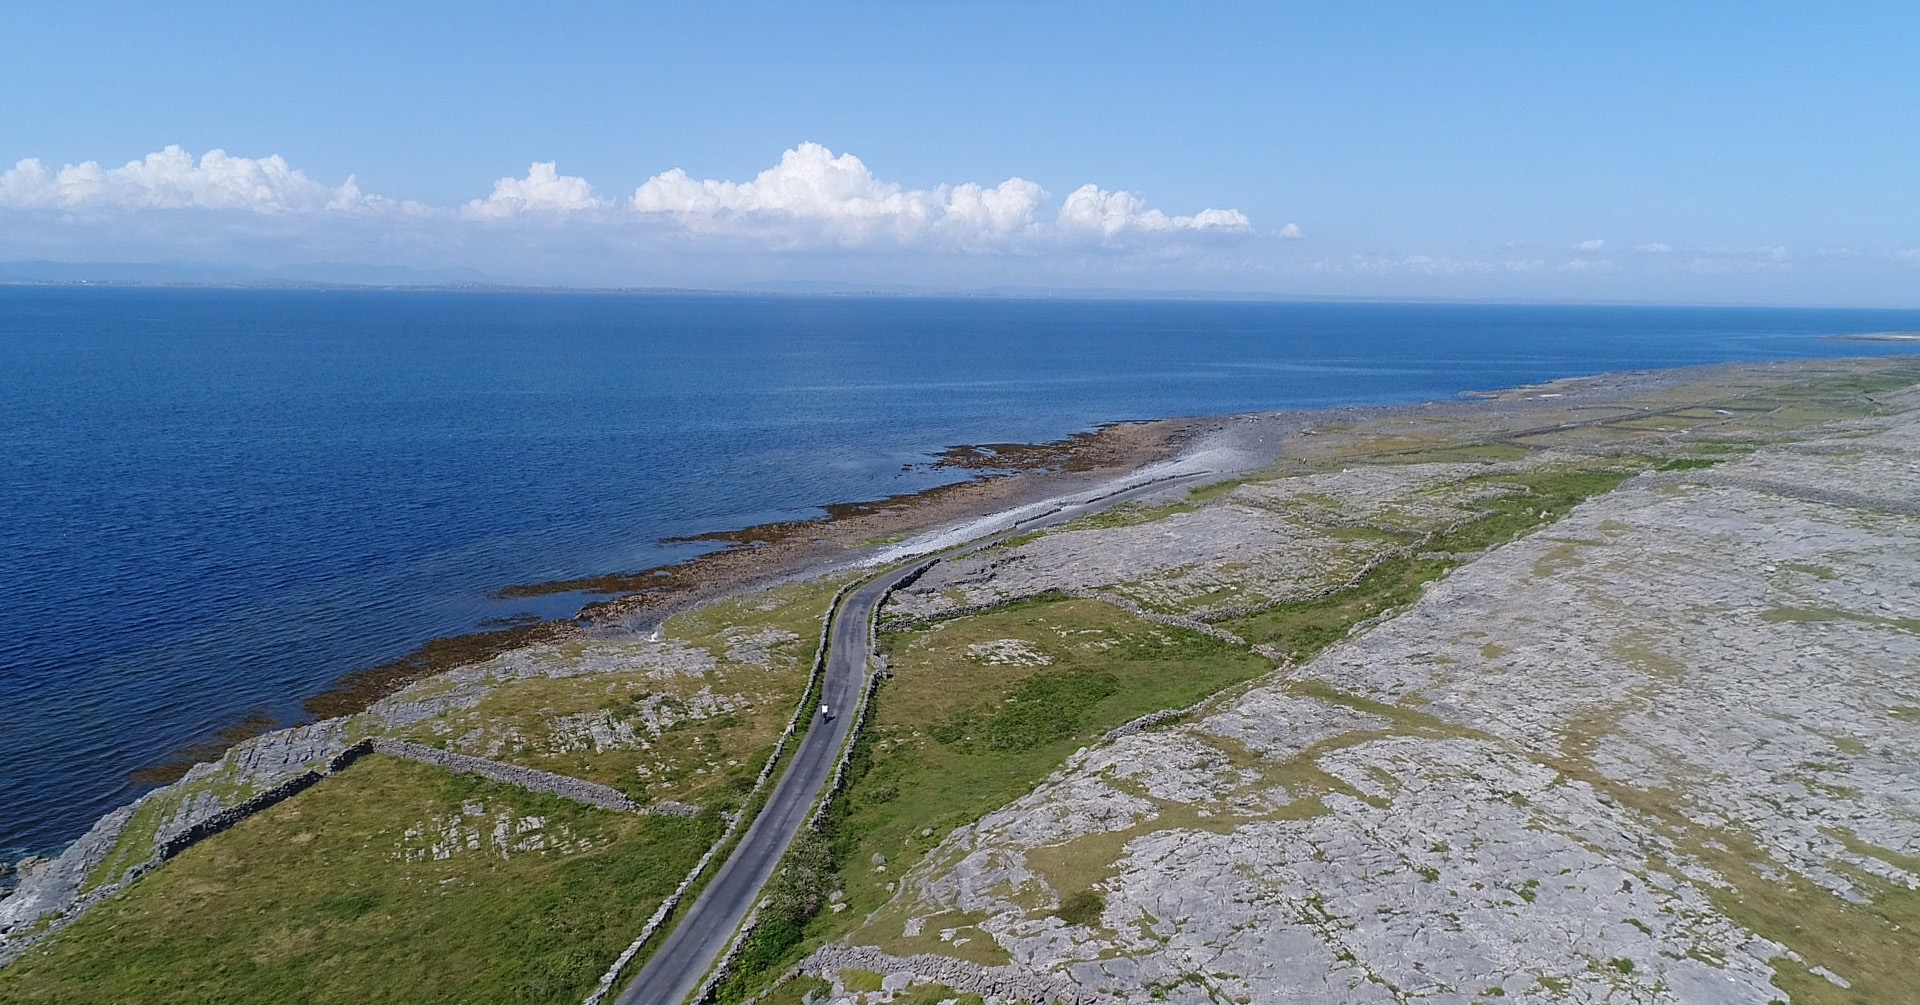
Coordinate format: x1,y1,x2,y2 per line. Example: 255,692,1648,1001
3,287,1917,856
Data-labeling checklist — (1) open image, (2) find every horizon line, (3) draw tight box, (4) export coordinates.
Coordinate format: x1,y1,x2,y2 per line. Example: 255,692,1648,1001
4,273,1919,314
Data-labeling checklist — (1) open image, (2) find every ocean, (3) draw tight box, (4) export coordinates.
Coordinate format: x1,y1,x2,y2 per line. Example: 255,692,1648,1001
4,286,1917,857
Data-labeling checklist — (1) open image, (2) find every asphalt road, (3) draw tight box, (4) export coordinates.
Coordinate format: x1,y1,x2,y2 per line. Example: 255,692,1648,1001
614,469,1210,1004
614,565,910,1005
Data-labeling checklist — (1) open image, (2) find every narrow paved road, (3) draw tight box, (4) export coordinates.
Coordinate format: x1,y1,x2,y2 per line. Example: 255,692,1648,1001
614,565,912,1005
615,470,1210,1004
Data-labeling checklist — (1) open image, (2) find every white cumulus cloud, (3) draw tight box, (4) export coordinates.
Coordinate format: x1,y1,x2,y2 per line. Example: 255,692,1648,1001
1572,238,1606,252
1637,242,1673,254
631,142,1040,245
0,141,1274,279
1,142,1259,253
0,146,359,213
463,162,601,219
941,178,1047,238
631,142,1247,247
1056,184,1250,237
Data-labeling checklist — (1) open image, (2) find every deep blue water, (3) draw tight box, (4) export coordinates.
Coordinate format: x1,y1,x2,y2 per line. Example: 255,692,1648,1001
3,287,1918,857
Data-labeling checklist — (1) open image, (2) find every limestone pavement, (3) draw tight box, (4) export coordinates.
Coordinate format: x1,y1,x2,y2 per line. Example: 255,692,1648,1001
823,383,1920,1004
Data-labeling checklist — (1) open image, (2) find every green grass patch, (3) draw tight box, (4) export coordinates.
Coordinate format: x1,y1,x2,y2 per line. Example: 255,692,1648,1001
1658,457,1722,471
0,755,720,1005
1060,499,1195,531
896,985,980,1005
83,796,171,893
86,723,386,893
1325,524,1412,544
981,529,1045,551
1760,606,1920,636
1185,478,1244,503
1372,442,1533,465
1780,561,1838,581
927,668,1119,753
1055,888,1106,927
755,976,833,1005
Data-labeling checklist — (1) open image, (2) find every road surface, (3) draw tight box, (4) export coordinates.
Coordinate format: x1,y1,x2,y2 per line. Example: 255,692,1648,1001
615,470,1209,1004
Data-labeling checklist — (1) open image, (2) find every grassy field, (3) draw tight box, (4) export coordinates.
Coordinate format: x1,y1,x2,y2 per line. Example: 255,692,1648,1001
386,573,853,809
9,574,860,1004
715,596,1271,999
77,573,852,907
0,755,719,1005
842,597,1270,916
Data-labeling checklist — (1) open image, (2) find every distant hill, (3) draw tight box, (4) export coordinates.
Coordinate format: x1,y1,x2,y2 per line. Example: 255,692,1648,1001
0,260,492,287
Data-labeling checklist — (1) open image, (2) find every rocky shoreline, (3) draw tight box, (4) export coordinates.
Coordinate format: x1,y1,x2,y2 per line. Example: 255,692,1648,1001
115,416,1205,790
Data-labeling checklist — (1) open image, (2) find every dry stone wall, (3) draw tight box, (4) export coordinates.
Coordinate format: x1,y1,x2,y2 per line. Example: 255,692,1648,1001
366,738,651,813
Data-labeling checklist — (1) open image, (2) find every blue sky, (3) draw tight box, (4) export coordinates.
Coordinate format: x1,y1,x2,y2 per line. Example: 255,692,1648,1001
3,1,1917,303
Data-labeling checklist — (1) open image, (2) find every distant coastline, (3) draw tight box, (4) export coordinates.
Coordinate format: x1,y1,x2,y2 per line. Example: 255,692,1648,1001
9,267,1920,310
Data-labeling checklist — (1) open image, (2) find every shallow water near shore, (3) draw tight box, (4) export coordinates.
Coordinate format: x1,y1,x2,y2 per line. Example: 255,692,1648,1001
4,286,1919,858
